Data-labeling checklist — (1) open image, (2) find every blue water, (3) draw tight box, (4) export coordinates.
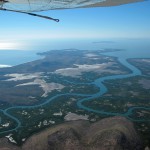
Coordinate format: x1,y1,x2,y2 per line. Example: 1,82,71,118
0,50,42,66
0,38,150,66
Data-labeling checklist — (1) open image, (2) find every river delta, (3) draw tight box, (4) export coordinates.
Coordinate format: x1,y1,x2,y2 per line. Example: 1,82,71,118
0,49,149,146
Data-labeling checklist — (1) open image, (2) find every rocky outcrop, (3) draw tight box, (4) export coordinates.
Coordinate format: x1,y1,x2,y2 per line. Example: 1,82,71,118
47,116,143,150
0,116,143,150
0,138,20,150
48,128,82,150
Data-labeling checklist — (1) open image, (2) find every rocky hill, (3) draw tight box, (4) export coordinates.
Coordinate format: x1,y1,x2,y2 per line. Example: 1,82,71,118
0,116,143,150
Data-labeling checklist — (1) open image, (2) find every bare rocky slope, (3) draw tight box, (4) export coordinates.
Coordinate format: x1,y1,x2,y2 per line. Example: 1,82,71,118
0,116,143,150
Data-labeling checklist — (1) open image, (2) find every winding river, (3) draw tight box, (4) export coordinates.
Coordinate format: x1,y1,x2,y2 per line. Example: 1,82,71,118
0,51,150,135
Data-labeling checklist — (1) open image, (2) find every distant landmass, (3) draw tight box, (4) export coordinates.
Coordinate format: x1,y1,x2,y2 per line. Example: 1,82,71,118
92,41,116,44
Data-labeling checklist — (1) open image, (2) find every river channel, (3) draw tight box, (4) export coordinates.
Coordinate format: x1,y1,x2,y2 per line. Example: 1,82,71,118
0,50,150,135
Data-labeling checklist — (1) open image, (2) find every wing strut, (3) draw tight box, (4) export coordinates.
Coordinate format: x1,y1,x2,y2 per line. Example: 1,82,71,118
0,8,59,22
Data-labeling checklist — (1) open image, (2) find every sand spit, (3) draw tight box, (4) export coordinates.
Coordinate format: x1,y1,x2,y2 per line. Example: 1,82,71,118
4,72,65,97
64,112,89,121
4,73,43,81
16,79,65,97
54,63,124,77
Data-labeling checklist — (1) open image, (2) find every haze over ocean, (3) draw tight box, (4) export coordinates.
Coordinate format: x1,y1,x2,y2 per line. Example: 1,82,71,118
0,0,150,52
0,0,149,67
0,38,150,67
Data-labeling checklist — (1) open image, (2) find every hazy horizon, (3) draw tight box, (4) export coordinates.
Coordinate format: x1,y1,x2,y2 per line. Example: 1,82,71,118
0,0,150,50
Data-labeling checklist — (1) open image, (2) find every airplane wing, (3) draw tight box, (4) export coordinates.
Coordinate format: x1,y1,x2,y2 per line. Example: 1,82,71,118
0,0,144,22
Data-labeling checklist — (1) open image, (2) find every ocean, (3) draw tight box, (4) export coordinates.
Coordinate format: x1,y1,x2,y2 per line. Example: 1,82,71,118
0,50,42,67
0,38,150,67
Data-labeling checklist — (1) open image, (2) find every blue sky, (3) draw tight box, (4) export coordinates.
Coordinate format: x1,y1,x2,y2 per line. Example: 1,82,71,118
0,0,150,50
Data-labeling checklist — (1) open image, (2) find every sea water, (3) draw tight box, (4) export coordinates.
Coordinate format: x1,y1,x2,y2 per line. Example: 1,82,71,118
0,50,42,67
0,39,150,67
